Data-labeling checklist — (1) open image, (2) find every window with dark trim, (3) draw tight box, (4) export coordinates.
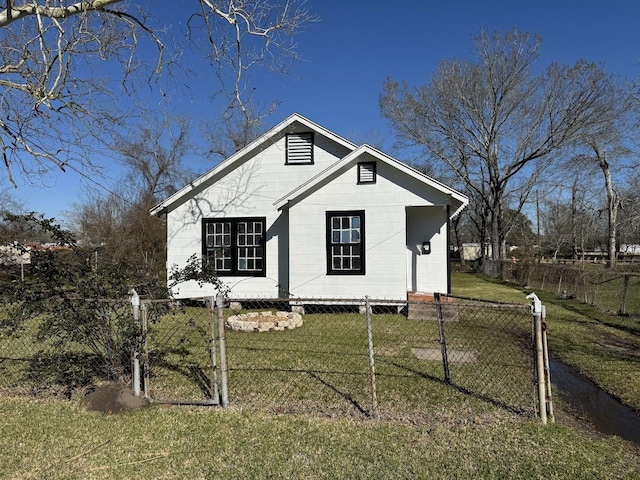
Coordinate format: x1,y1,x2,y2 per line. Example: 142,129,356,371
286,132,314,165
357,162,376,184
203,217,266,276
326,210,365,275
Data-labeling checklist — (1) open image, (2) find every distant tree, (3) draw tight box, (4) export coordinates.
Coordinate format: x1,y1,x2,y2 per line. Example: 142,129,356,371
73,114,192,278
206,97,274,162
380,30,618,263
504,208,535,252
618,175,640,251
567,69,638,268
0,1,315,187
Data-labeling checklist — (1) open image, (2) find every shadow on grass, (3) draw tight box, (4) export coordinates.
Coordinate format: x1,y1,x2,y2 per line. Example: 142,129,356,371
149,353,216,400
228,366,371,417
379,358,530,416
306,371,370,417
558,301,640,337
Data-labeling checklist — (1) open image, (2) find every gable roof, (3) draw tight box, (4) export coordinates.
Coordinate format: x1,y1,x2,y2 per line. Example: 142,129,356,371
150,113,357,216
273,144,469,218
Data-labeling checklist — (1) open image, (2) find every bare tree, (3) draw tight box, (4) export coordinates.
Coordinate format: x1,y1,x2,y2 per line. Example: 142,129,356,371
117,115,193,201
0,1,315,187
205,96,274,161
380,30,617,263
73,114,192,276
618,174,640,252
568,71,637,268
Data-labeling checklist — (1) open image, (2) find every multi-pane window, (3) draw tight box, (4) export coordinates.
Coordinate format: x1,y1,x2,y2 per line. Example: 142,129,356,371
326,210,365,275
203,218,265,276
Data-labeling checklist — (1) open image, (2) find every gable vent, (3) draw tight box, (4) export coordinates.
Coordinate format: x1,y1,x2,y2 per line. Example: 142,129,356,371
286,132,314,165
357,162,376,184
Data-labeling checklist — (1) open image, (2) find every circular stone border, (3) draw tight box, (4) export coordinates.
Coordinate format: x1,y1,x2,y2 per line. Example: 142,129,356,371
226,311,303,332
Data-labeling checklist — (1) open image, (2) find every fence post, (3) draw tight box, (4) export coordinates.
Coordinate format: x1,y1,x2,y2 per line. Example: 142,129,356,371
208,296,220,404
216,293,229,408
141,300,150,399
619,274,629,316
541,305,554,423
435,293,451,384
528,293,547,424
131,290,141,397
364,296,378,418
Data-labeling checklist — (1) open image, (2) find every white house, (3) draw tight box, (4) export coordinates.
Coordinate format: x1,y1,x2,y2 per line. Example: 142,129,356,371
151,114,468,301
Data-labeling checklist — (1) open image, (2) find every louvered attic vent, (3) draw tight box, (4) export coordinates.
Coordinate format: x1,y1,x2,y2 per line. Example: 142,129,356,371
286,132,314,165
357,162,376,184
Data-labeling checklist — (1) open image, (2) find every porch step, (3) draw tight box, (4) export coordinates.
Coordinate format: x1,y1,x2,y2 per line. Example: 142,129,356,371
407,292,459,321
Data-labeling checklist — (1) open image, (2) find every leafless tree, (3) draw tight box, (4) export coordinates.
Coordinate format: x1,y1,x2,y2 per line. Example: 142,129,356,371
0,1,315,187
380,30,617,263
568,70,638,268
117,115,193,201
73,114,192,275
205,96,275,161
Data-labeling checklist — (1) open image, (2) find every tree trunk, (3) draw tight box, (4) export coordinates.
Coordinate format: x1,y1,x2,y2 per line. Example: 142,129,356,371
600,156,618,269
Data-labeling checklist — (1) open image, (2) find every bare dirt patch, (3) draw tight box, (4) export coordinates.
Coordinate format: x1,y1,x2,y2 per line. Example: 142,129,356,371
83,383,149,413
412,347,478,363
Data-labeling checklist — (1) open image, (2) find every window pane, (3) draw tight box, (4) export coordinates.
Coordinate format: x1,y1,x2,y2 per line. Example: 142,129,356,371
352,257,361,269
351,230,360,242
205,218,264,275
352,216,360,229
341,231,350,243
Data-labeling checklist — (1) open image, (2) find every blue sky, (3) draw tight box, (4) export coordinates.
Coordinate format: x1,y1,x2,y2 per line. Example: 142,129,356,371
12,0,640,221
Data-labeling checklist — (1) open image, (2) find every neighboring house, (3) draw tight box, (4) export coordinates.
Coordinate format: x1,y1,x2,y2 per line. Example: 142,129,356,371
0,243,31,266
151,114,468,301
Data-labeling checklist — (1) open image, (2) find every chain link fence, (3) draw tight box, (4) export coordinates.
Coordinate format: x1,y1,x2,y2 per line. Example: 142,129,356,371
487,260,640,316
0,299,132,397
217,297,536,421
1,295,543,422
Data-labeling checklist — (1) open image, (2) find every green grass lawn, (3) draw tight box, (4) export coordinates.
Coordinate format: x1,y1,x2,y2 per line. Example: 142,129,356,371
140,300,537,421
1,273,640,478
452,272,640,413
0,395,638,479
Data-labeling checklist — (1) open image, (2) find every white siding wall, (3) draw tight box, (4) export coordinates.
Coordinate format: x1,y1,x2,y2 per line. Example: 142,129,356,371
288,156,451,299
166,130,349,299
406,206,449,294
